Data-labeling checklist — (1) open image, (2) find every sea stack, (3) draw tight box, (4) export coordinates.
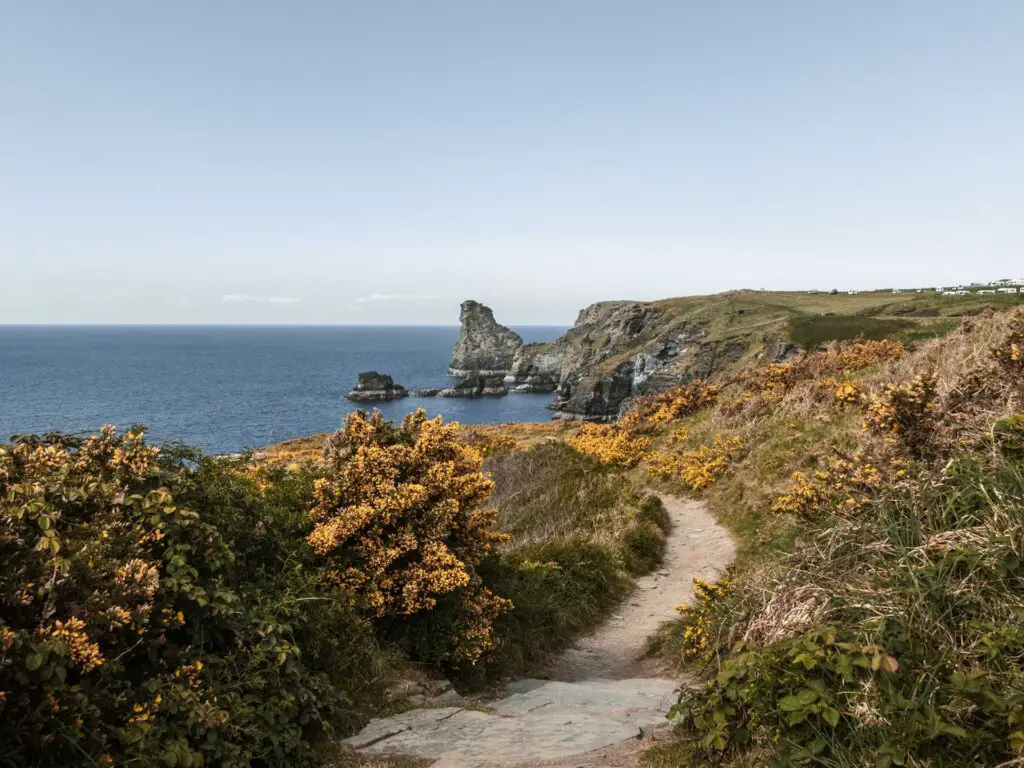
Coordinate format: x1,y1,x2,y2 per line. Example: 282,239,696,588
346,371,408,402
448,300,524,376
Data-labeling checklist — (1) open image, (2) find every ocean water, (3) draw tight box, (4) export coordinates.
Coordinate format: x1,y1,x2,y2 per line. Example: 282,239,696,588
0,325,567,455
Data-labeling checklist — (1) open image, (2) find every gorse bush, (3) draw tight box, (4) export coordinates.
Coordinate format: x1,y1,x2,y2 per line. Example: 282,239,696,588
619,381,720,433
0,409,520,766
309,410,511,666
648,435,744,491
566,423,651,467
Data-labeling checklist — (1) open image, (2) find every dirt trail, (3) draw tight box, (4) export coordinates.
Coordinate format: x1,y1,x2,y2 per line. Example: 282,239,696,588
549,494,736,682
342,494,735,768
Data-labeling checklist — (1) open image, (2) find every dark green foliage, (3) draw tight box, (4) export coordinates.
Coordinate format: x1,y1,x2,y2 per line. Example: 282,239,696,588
0,435,381,768
475,540,630,679
621,522,666,575
788,314,915,348
637,494,671,533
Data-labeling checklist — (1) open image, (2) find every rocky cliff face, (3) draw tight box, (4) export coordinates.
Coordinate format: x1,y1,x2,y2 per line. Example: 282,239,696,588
449,301,524,376
505,297,776,420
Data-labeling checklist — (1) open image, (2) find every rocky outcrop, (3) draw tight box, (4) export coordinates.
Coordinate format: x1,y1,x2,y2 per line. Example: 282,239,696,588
346,371,408,402
503,343,563,392
449,300,524,376
438,374,508,398
507,298,766,420
408,388,441,398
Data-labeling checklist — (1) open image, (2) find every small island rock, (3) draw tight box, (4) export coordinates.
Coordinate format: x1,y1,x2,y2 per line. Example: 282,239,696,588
346,371,408,402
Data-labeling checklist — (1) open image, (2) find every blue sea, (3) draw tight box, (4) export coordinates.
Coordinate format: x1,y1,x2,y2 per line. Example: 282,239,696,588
0,326,567,455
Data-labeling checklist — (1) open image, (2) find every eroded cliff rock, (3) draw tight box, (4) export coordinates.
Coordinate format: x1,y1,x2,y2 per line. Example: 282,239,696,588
449,300,524,376
506,296,779,420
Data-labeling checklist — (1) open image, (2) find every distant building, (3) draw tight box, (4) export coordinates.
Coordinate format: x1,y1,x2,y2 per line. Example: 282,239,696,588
978,289,996,295
998,288,1019,294
892,288,902,295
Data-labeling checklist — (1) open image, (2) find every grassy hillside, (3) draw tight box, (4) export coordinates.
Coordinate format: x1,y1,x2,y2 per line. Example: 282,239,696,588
566,289,1024,402
559,307,1024,767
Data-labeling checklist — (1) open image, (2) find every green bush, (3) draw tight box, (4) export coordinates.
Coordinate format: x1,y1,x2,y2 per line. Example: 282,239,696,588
475,540,630,678
637,494,671,533
788,314,914,348
621,522,666,575
0,428,381,768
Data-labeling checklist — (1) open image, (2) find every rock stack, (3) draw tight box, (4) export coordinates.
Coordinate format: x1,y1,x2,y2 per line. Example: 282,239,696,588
448,301,523,377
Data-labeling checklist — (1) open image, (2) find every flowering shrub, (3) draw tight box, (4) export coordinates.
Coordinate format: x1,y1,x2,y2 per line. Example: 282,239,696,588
0,425,413,767
725,341,905,415
820,376,864,407
619,381,720,433
309,410,511,665
566,423,652,468
460,426,518,456
733,362,798,405
675,573,734,661
862,372,940,454
0,427,233,765
648,435,744,491
771,454,903,519
815,339,905,371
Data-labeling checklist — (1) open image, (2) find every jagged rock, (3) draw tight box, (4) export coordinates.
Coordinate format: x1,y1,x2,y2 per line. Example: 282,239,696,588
438,374,507,398
408,388,441,398
346,371,408,402
504,343,563,392
448,300,523,376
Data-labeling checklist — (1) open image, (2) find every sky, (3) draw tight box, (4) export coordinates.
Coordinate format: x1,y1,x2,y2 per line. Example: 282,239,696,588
2,2,1022,325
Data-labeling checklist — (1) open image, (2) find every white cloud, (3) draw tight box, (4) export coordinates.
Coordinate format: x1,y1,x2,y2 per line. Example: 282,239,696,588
220,294,263,304
352,292,453,303
268,296,302,305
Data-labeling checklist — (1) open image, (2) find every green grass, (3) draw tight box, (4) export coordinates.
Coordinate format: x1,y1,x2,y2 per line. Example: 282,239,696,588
787,314,916,347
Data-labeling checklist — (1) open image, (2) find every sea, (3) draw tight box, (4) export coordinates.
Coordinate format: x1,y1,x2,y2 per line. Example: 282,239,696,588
0,325,567,455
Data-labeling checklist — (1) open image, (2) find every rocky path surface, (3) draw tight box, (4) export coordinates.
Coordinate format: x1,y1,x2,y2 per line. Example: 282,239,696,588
342,494,734,768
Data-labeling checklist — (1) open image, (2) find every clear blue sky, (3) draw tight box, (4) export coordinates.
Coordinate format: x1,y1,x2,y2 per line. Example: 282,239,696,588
3,1,1022,324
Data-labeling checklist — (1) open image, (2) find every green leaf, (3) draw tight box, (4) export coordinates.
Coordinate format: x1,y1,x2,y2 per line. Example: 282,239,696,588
796,688,819,706
823,707,840,727
779,694,803,712
25,653,43,671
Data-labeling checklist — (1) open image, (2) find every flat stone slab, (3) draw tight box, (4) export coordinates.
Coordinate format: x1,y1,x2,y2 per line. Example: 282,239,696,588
342,677,679,767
